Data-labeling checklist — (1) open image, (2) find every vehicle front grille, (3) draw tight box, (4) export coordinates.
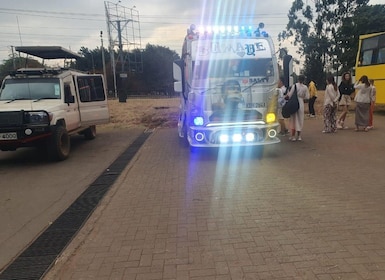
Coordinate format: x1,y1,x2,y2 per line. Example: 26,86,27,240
209,109,263,122
0,111,24,127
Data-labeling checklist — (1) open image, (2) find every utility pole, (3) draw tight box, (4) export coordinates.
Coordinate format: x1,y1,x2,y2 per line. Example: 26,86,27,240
100,31,108,92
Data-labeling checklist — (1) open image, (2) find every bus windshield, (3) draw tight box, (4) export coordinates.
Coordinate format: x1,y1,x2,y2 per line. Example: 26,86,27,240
192,58,273,80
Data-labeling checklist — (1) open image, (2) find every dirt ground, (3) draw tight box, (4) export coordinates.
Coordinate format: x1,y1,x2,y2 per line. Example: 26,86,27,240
100,97,180,130
101,91,383,130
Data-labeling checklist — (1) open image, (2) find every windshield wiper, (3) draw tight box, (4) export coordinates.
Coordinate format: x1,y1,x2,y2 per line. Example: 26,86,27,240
4,97,29,103
33,97,59,102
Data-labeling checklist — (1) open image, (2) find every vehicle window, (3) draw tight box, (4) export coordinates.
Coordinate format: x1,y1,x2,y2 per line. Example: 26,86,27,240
0,78,60,100
193,58,273,80
77,76,105,102
360,34,385,66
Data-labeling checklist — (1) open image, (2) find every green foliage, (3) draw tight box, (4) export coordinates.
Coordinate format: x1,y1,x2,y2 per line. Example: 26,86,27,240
137,44,179,94
75,44,179,95
76,46,109,74
338,5,385,72
0,57,43,83
0,44,179,96
279,0,371,87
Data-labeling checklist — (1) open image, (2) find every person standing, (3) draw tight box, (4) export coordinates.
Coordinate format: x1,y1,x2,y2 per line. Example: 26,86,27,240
277,76,288,135
354,75,372,132
337,72,355,129
308,80,317,117
285,75,310,141
367,79,376,129
322,76,340,133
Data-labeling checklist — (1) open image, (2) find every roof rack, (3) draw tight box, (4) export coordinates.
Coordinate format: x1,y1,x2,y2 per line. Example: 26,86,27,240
15,46,81,60
9,68,65,77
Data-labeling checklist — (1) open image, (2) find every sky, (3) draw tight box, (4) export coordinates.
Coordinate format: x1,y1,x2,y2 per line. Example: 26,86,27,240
0,0,384,64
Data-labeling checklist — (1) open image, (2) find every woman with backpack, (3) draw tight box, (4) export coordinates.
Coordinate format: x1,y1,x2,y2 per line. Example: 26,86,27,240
285,75,310,141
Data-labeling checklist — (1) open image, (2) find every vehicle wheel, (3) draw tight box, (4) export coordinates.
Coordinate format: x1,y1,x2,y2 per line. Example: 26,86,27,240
179,120,189,148
84,125,96,140
48,126,70,161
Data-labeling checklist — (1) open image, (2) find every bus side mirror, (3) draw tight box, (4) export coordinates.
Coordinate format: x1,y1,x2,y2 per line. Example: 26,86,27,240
283,55,293,87
174,81,182,93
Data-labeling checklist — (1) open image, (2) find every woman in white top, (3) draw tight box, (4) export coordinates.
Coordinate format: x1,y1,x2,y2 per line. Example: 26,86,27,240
368,79,376,129
285,75,310,141
322,76,340,133
354,75,371,132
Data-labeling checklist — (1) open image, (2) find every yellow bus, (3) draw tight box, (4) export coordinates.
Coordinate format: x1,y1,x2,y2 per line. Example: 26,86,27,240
355,31,385,104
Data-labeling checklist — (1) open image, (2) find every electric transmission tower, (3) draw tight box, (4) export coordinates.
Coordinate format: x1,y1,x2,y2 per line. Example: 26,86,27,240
104,1,143,98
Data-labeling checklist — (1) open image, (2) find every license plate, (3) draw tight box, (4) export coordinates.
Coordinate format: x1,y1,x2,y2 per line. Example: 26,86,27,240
0,132,17,140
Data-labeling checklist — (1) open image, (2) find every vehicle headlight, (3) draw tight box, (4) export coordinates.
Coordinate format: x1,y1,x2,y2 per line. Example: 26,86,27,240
193,116,204,126
24,111,50,125
266,112,276,123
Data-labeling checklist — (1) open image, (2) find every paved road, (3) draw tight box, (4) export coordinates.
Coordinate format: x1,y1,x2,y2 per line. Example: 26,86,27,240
0,128,143,272
38,112,385,279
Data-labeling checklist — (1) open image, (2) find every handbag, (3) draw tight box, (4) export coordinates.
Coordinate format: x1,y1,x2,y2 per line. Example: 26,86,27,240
282,84,299,118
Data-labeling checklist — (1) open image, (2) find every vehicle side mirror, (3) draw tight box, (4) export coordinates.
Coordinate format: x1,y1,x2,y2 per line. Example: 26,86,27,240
64,85,75,104
65,94,75,104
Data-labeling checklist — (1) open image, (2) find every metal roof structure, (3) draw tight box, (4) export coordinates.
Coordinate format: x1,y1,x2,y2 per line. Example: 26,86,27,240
14,46,82,60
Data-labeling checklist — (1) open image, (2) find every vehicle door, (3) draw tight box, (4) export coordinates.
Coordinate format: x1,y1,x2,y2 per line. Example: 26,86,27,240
63,77,81,131
75,75,109,126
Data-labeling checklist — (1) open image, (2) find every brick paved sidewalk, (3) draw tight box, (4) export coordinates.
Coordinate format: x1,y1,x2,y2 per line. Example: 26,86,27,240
44,113,385,280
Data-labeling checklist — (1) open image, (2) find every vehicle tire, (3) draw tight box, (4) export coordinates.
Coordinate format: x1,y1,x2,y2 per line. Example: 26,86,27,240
47,126,71,161
83,125,96,140
179,120,189,148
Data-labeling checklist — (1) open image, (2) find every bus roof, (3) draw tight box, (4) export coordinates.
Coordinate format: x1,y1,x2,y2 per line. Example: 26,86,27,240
359,31,385,40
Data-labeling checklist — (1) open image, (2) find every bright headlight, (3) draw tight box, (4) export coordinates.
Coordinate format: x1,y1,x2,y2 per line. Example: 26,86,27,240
24,111,50,125
193,116,204,126
266,113,276,123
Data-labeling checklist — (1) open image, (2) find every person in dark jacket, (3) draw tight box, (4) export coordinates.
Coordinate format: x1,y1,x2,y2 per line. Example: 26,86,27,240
337,72,355,129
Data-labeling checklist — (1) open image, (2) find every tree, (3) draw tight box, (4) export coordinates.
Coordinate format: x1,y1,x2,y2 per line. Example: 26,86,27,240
75,44,179,95
279,0,369,88
137,44,179,95
0,57,43,83
338,4,385,72
0,44,180,95
77,47,110,74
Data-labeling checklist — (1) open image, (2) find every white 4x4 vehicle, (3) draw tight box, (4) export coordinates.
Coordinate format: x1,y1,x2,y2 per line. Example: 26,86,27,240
0,47,109,160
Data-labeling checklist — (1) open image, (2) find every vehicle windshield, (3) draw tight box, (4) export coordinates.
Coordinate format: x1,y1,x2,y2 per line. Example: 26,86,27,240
192,58,273,80
0,78,61,101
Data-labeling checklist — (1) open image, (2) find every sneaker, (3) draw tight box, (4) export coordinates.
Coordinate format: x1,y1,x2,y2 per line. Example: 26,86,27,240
309,114,316,118
297,136,302,141
289,136,296,141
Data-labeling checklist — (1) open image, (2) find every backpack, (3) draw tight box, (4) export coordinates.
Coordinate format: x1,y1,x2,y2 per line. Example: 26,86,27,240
282,85,299,118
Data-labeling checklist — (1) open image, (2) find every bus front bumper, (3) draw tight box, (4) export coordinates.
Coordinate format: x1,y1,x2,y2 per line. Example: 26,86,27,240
186,123,280,148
